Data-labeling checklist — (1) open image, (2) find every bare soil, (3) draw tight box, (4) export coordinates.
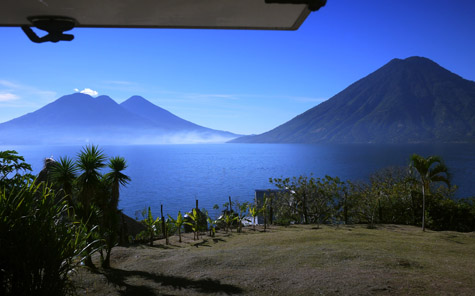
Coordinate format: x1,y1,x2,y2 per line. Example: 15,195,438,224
72,224,475,295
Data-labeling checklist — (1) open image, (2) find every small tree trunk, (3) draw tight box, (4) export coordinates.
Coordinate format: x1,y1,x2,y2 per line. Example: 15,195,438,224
303,193,308,224
378,198,383,223
264,207,267,232
269,197,274,225
343,193,348,224
103,244,112,268
422,185,426,232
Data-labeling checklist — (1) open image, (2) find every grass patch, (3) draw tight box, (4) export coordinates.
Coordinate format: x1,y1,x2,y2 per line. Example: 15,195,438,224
73,224,475,295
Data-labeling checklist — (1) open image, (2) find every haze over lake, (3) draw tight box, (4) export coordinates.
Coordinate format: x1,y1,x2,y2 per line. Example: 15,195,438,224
6,143,474,219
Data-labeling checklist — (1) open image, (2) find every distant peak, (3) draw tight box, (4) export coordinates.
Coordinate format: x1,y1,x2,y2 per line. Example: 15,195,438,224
382,56,443,73
404,56,432,61
96,95,113,100
127,95,148,102
95,95,117,104
121,95,154,106
56,93,92,102
404,56,439,65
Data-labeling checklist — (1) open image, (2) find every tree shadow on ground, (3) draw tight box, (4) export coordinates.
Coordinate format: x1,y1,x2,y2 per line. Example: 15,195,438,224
102,267,244,296
193,239,212,248
149,243,176,249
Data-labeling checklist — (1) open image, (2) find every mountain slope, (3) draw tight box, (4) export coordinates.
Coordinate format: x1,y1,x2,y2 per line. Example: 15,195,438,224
120,96,237,137
0,93,239,144
1,93,154,128
232,57,475,143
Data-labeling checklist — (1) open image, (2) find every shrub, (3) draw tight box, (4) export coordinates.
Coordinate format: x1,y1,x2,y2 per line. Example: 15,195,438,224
0,181,93,296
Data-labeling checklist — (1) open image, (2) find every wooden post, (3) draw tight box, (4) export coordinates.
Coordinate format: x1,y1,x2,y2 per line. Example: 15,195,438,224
195,199,199,240
161,204,168,245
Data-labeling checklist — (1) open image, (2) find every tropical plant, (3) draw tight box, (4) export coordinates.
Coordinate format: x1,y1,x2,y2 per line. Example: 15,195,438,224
142,207,160,246
0,181,95,296
248,203,259,230
234,201,249,233
409,154,450,231
105,156,131,210
185,208,201,240
76,145,107,213
0,150,33,192
223,211,237,233
50,156,78,203
168,211,185,242
262,195,270,231
205,211,218,237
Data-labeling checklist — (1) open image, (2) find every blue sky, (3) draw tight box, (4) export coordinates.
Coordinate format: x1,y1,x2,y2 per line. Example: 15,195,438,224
1,0,475,135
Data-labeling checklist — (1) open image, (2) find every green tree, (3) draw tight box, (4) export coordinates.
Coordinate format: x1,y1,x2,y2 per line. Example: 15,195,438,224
352,181,380,228
409,154,450,231
75,145,107,267
271,176,312,224
0,150,33,191
101,156,131,267
105,156,131,211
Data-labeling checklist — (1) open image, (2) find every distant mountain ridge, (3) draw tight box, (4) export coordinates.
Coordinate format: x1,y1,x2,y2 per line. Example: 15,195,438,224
0,93,239,144
232,56,475,143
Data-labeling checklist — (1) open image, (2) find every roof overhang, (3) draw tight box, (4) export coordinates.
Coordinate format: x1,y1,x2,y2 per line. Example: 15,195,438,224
0,0,325,31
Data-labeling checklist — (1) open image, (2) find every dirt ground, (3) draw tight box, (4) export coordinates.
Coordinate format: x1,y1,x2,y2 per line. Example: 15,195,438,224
72,224,475,295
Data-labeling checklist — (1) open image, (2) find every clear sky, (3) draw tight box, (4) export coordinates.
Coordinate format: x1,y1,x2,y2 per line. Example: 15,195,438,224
1,0,475,135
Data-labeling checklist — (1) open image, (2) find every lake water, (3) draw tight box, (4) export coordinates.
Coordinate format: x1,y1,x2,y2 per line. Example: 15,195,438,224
3,143,474,219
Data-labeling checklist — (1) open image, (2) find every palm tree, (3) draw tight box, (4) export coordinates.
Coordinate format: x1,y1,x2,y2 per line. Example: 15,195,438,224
76,145,106,268
50,156,78,203
104,156,131,210
76,145,107,211
409,154,450,231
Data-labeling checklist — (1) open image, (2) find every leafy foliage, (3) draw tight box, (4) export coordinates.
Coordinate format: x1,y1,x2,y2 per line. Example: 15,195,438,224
142,207,161,246
185,209,201,240
168,211,184,242
0,150,33,191
0,181,94,296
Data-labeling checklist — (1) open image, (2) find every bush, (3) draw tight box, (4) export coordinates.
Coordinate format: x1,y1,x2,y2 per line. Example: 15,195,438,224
0,181,92,296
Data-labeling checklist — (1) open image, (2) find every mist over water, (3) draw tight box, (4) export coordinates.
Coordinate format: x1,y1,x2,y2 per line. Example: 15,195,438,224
0,128,238,145
5,143,475,219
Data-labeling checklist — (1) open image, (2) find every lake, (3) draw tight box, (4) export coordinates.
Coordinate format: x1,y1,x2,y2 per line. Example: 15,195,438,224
3,143,474,219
